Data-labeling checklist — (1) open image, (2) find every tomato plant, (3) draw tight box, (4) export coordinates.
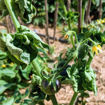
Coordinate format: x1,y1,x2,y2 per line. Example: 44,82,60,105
0,0,105,105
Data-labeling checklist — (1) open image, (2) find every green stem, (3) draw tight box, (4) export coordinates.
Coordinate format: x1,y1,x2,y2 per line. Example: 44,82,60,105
80,38,96,45
4,0,20,31
60,0,67,15
63,4,67,15
69,92,78,105
82,8,85,26
32,57,42,77
71,35,75,48
55,55,73,77
81,1,88,32
81,7,85,32
72,31,78,44
67,31,78,45
50,95,58,105
87,56,93,67
68,18,71,30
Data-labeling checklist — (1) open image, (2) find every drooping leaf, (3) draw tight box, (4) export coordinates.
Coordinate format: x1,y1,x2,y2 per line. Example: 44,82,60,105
20,64,32,80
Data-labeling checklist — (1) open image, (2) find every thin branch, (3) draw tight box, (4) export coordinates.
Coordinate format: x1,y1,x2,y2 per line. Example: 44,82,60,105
67,0,71,11
78,0,82,33
99,0,102,19
85,0,91,24
45,0,49,44
53,1,59,42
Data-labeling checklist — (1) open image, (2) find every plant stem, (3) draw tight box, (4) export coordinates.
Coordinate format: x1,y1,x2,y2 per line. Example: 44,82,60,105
60,0,67,15
85,0,91,24
67,0,71,11
71,35,75,48
53,1,59,42
69,92,78,105
82,8,85,30
73,32,78,43
50,95,58,105
99,0,102,19
78,0,82,33
82,1,88,31
4,0,20,31
80,38,96,45
68,18,71,30
45,0,49,44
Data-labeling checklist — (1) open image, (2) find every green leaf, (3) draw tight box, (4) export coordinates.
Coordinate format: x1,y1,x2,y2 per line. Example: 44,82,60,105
0,82,15,94
20,99,32,105
0,64,17,79
0,0,8,19
2,97,14,105
0,0,6,10
0,0,36,23
20,52,30,65
0,80,7,86
14,0,36,23
21,64,32,80
0,50,7,60
94,0,105,6
0,69,16,79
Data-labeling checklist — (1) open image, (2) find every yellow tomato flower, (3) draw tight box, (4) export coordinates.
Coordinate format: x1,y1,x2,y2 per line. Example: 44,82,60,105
92,45,102,55
97,19,105,24
101,20,105,24
97,45,102,52
10,62,14,67
97,45,101,49
97,20,101,24
92,46,98,55
64,35,69,39
1,64,6,68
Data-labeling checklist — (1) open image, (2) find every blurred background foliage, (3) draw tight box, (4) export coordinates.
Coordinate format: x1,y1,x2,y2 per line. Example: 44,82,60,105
32,0,105,27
